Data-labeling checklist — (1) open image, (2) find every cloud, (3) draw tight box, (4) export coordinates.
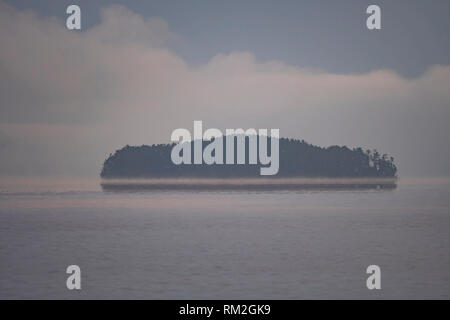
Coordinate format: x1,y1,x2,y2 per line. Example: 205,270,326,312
0,1,449,177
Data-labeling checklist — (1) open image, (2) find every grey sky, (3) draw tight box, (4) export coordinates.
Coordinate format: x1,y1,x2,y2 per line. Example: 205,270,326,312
0,1,449,178
6,0,450,77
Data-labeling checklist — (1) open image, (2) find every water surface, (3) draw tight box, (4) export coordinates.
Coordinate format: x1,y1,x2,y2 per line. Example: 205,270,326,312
0,178,449,299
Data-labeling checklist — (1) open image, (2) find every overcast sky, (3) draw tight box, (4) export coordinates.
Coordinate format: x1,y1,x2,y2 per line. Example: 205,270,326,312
0,0,449,177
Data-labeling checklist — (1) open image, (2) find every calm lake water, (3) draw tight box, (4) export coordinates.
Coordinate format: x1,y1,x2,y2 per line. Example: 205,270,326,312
0,178,449,299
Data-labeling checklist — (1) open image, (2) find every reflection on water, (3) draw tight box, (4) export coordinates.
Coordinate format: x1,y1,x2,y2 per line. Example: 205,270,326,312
100,177,398,192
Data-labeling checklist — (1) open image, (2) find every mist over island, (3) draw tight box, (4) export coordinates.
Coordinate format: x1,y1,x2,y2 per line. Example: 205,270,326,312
100,137,397,181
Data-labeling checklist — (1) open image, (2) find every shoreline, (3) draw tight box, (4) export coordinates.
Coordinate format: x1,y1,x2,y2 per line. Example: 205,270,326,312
100,177,398,191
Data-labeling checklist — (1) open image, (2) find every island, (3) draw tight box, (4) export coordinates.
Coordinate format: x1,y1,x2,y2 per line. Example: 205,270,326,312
100,137,397,190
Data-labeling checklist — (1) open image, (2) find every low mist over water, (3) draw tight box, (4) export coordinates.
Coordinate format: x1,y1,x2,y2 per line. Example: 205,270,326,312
100,177,398,191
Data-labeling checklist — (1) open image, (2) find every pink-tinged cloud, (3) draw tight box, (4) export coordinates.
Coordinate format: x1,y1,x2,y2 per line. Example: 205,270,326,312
0,1,449,177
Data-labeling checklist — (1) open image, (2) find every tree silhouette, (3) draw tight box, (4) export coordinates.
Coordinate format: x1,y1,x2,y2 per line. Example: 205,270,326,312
100,136,397,178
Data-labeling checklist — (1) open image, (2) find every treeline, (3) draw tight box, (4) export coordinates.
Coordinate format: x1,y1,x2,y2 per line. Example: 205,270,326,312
100,137,397,178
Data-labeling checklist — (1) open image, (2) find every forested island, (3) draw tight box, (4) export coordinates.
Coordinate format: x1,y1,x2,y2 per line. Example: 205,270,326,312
100,137,397,179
